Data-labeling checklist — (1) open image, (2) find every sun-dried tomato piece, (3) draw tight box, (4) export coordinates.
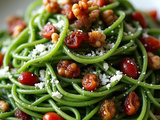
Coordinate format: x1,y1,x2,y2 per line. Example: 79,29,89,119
0,53,4,68
120,58,139,79
18,72,40,86
148,10,157,21
43,112,64,120
99,99,116,120
64,30,88,49
92,0,110,7
41,23,57,39
124,92,140,116
140,36,160,52
131,11,147,28
61,4,75,20
82,73,100,91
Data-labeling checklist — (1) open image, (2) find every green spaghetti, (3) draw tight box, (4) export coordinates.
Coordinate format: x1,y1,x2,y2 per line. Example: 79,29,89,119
0,0,160,120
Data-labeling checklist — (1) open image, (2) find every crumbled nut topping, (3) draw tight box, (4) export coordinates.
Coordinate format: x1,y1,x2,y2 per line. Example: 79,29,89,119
102,10,118,26
88,31,106,47
0,100,9,112
52,33,59,44
147,52,160,70
43,0,60,13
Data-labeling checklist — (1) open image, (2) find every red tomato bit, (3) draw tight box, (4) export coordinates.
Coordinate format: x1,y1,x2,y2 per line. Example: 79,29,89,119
18,72,40,86
92,0,111,7
131,11,147,28
148,10,157,21
82,73,100,91
140,36,160,52
64,30,88,49
0,53,4,68
61,4,75,20
43,112,64,120
99,99,116,120
14,109,29,120
120,58,139,79
41,23,57,39
124,92,140,116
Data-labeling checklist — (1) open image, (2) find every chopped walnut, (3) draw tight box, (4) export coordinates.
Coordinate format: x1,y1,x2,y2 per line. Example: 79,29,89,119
89,9,100,22
72,0,91,27
102,10,118,26
57,60,80,78
147,52,160,70
52,33,59,44
0,100,9,112
12,25,25,38
87,0,98,7
43,0,60,13
88,31,106,47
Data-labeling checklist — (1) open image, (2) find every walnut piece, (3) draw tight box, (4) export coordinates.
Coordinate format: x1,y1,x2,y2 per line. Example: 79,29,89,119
0,100,9,112
52,33,59,44
12,25,25,38
72,0,91,27
43,0,60,13
88,31,106,47
89,9,100,22
102,10,117,26
147,52,160,70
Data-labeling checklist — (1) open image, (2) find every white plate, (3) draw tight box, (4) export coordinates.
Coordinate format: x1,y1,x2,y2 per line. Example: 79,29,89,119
0,0,160,30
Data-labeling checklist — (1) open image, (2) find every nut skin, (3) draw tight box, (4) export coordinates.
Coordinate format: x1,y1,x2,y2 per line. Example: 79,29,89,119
0,100,9,112
88,31,106,47
147,52,160,70
102,10,118,26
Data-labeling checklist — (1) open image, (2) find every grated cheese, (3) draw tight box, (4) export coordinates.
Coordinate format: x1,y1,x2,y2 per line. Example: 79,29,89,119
35,82,45,89
0,67,9,75
53,20,64,28
103,62,109,71
85,43,114,57
110,71,123,83
29,43,54,57
52,91,63,99
39,70,46,81
10,68,18,74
